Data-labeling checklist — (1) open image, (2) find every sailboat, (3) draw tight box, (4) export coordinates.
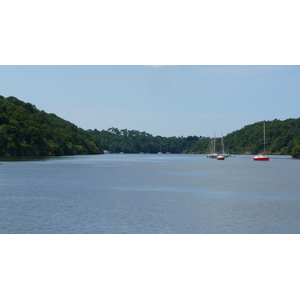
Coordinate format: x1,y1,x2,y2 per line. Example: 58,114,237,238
253,122,270,161
206,132,218,159
216,133,226,160
158,145,163,154
218,133,230,159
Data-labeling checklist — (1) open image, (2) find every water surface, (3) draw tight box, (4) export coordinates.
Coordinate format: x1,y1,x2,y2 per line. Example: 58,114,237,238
1,154,299,233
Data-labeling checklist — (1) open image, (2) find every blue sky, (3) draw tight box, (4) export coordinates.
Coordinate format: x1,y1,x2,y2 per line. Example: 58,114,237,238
1,2,299,138
1,65,299,138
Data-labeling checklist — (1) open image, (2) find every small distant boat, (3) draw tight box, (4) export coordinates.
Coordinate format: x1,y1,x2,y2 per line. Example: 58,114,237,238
253,153,269,161
219,133,230,157
158,145,163,154
207,153,218,159
216,155,225,160
207,132,218,159
253,122,270,161
103,150,110,154
219,153,230,157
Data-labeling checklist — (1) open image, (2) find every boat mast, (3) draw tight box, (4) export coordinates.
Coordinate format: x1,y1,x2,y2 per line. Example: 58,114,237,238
263,122,266,153
221,132,224,154
214,131,216,153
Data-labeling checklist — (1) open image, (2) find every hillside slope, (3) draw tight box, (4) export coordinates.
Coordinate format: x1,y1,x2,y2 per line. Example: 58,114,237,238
0,96,103,156
191,119,300,155
1,95,299,156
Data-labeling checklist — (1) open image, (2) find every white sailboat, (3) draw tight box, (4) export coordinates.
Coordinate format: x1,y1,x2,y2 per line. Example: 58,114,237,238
253,122,270,161
216,133,226,160
206,132,218,159
219,133,230,157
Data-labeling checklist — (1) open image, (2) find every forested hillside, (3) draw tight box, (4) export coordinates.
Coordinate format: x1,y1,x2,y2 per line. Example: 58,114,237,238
1,95,299,157
89,119,300,155
0,96,103,156
88,128,204,154
190,119,300,155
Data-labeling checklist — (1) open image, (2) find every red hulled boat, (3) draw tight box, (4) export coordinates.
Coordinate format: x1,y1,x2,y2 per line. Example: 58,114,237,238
253,122,270,161
253,153,270,161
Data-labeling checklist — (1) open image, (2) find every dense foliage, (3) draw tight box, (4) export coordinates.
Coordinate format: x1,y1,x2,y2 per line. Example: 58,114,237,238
88,128,205,154
0,96,103,156
291,145,300,158
94,119,300,155
191,119,300,155
1,95,299,157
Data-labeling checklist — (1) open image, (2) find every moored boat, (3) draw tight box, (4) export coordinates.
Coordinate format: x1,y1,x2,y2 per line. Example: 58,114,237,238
207,153,218,159
207,132,218,159
253,122,270,161
218,133,229,158
253,153,270,161
216,155,225,160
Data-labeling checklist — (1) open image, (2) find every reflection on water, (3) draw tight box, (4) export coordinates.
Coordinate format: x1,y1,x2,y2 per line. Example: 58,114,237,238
0,155,77,162
1,154,299,233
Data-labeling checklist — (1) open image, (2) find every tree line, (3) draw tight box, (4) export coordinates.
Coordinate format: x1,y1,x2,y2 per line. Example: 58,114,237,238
0,96,102,156
1,95,300,158
91,119,300,157
88,128,204,154
189,119,300,156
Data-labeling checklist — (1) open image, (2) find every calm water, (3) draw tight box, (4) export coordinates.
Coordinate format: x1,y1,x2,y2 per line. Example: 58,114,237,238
1,154,300,233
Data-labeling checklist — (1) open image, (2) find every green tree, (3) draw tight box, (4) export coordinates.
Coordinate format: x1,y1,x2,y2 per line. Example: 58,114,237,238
0,96,103,156
291,145,300,158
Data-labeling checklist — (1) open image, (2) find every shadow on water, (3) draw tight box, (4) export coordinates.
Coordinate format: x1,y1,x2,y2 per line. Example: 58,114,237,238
0,155,82,162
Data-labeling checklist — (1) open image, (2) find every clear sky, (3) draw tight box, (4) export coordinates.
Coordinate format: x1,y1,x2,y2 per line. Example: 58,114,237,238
1,65,299,138
2,2,299,138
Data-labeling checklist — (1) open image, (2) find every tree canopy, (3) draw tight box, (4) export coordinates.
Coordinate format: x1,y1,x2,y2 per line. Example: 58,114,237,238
1,95,300,157
88,127,204,154
190,119,300,155
93,119,300,156
0,96,103,156
291,145,300,158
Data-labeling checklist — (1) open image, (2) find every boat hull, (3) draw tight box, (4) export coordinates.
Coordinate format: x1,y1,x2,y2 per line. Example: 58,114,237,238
207,153,218,159
217,155,225,160
253,156,270,161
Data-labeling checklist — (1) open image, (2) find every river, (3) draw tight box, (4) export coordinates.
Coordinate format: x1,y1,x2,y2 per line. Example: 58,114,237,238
1,154,299,233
